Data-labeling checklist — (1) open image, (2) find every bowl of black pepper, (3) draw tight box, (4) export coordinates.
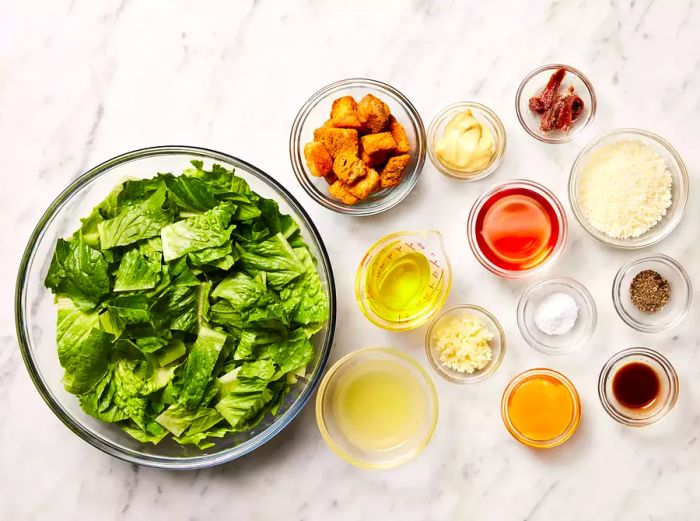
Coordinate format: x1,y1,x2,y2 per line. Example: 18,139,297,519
612,254,692,333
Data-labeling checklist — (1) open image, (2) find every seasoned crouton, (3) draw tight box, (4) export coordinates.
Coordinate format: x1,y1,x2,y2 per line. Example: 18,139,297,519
324,170,338,185
313,127,358,159
347,168,380,200
304,141,333,177
388,116,410,154
330,96,362,129
332,150,368,183
359,132,397,167
357,94,391,133
328,180,359,205
380,154,411,188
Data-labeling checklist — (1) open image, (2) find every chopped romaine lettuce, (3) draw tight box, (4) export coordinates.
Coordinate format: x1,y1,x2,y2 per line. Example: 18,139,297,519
44,161,329,448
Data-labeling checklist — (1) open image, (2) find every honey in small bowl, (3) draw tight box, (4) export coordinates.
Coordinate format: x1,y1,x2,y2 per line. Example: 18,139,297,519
501,368,581,448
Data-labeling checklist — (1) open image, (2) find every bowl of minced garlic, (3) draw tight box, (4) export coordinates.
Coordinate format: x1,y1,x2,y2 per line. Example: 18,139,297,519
425,304,506,384
569,129,688,248
427,102,506,180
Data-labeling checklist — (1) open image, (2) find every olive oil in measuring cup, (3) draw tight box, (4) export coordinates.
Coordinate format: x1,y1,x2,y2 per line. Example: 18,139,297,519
356,231,452,330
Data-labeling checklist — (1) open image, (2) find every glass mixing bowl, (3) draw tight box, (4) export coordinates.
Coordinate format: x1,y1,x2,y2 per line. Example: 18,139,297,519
15,146,336,469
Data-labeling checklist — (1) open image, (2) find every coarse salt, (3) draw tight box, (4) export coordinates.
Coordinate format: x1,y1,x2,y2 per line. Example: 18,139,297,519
534,292,579,336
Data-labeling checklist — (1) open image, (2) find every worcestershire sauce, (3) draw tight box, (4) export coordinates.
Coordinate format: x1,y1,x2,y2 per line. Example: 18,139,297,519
612,362,660,408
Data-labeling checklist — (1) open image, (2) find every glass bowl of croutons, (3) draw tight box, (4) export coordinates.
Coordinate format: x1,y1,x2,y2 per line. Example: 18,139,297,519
290,78,426,216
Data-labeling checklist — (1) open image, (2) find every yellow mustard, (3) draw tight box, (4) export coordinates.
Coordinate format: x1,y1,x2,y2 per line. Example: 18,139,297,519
434,110,495,172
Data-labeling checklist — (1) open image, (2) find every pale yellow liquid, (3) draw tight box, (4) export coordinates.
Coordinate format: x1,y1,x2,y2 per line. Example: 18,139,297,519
366,246,438,322
332,360,426,452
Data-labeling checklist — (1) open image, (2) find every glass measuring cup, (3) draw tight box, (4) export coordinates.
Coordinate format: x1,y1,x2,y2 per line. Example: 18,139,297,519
355,231,452,331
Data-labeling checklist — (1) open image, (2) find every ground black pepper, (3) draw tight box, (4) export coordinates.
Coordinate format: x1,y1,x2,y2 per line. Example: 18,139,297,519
629,270,671,313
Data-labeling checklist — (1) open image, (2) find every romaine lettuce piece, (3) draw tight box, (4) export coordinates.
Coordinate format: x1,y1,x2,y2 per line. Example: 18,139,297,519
98,187,173,249
45,236,110,309
177,327,227,409
161,203,235,261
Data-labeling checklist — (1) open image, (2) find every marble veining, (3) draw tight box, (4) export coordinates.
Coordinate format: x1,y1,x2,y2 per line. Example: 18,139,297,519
2,1,700,520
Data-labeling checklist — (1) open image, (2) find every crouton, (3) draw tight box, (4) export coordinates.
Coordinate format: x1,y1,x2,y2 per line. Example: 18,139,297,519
347,168,380,199
380,154,411,188
313,127,358,159
328,180,359,205
303,141,333,177
332,150,368,183
357,94,391,133
324,170,338,185
359,132,397,167
330,96,362,129
388,116,410,154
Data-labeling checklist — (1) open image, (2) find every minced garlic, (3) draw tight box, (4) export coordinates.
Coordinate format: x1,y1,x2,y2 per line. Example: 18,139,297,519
578,140,672,239
431,314,493,374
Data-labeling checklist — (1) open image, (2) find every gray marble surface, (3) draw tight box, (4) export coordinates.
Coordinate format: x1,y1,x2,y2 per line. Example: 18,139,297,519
2,1,700,519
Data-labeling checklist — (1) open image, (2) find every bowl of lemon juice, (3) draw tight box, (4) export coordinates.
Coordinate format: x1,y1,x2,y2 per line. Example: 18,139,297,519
315,348,438,469
355,231,452,331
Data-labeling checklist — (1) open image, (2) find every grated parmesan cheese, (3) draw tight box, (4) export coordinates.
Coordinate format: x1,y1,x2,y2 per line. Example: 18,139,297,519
578,140,672,239
431,314,493,374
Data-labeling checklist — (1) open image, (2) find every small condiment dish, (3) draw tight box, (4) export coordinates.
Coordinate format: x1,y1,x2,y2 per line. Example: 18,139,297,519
315,348,438,469
427,101,506,181
425,304,506,384
501,368,581,449
515,63,596,144
517,277,597,355
569,129,689,249
612,254,692,333
289,78,426,216
598,347,679,427
466,179,568,278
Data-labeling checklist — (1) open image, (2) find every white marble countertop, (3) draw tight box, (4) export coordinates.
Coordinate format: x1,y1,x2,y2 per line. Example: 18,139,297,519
2,1,700,520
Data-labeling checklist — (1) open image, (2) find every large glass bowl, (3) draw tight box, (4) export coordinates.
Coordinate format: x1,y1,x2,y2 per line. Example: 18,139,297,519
15,146,336,469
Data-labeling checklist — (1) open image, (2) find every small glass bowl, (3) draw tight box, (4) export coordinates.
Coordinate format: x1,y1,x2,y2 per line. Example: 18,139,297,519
427,101,506,180
515,63,596,144
598,347,679,427
466,179,568,278
569,129,689,248
315,348,438,469
612,254,692,333
425,304,506,384
517,277,597,355
289,78,426,216
501,368,581,449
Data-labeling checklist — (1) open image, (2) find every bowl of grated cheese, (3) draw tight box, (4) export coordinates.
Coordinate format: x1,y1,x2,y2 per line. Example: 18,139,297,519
425,304,506,384
568,129,689,249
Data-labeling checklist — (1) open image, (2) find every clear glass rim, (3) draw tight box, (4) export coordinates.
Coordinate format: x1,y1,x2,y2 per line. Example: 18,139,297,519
515,63,597,144
466,179,568,278
516,277,597,355
354,230,452,331
426,101,507,181
501,368,581,448
315,347,439,469
14,145,337,470
289,77,426,216
611,253,692,333
597,347,679,427
568,128,689,249
424,304,507,384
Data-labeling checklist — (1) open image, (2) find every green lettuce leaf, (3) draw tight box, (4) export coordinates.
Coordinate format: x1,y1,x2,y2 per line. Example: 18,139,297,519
98,187,173,249
45,237,110,309
56,299,112,394
161,203,235,262
237,233,304,289
177,327,227,409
